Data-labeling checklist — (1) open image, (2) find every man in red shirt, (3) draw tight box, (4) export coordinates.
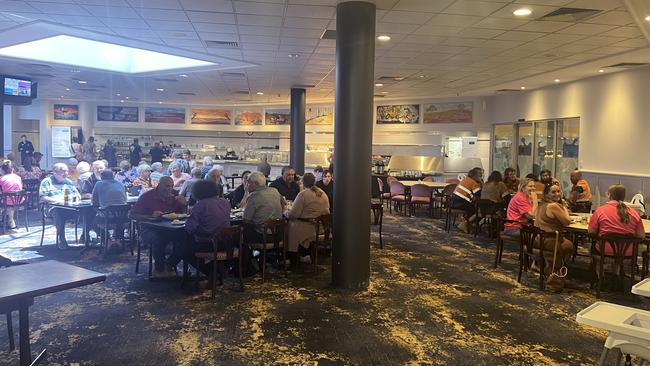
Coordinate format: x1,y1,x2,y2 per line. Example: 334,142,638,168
130,176,187,276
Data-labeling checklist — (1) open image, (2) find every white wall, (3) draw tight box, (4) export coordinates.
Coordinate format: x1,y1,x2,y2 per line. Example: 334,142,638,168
487,66,650,177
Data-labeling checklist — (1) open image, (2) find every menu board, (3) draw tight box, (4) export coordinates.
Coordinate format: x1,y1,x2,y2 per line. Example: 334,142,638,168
52,126,72,157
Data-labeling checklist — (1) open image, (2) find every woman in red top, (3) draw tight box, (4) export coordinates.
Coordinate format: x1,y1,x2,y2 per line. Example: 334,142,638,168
588,184,644,256
503,178,537,236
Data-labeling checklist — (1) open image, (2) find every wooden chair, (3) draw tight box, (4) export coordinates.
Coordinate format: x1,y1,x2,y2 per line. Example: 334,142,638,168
310,214,332,271
22,178,40,210
371,203,384,249
494,218,522,268
190,226,244,299
247,219,286,283
2,190,29,232
422,176,434,182
376,177,391,207
591,234,643,297
95,204,132,258
434,183,457,219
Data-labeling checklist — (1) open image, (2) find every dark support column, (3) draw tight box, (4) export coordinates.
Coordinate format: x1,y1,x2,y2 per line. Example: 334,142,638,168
332,1,375,289
290,88,306,175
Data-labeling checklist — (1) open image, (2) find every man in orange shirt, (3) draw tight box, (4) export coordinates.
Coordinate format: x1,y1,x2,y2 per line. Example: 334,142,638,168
450,167,484,233
569,170,592,212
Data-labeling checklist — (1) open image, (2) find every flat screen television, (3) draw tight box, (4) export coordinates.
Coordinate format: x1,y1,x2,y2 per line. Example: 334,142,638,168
4,77,32,97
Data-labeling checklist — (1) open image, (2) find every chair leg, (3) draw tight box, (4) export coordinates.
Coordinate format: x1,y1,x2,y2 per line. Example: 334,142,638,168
597,346,609,366
379,214,383,249
7,312,14,352
494,238,502,268
212,259,217,299
238,246,244,291
261,248,266,283
135,234,141,274
40,211,46,246
148,242,153,278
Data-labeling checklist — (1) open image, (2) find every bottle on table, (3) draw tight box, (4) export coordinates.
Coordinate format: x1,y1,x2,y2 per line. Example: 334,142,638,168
63,187,70,204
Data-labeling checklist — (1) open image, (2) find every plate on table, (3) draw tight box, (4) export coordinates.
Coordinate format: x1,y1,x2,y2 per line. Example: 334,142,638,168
171,219,186,225
162,213,189,220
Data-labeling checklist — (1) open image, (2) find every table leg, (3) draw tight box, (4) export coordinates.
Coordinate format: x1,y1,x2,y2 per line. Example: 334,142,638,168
18,299,31,366
597,346,609,366
83,209,89,247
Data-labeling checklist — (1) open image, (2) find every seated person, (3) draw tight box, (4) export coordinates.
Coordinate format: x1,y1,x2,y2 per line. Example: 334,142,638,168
169,161,191,188
315,169,333,212
200,156,214,177
75,161,91,193
313,165,324,181
450,167,484,233
150,162,164,185
287,173,330,263
92,170,128,241
132,164,155,192
115,160,134,185
229,170,251,208
535,169,560,197
0,161,23,230
269,166,300,201
166,150,190,175
206,165,229,194
534,183,574,282
480,170,508,204
129,176,187,277
503,178,537,237
568,170,592,212
588,184,645,257
39,163,82,248
243,172,283,243
81,160,106,199
179,167,204,204
184,180,231,275
503,167,519,195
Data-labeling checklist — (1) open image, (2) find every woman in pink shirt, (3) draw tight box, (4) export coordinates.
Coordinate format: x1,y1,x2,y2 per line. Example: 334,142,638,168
503,178,537,236
588,184,644,256
0,161,23,229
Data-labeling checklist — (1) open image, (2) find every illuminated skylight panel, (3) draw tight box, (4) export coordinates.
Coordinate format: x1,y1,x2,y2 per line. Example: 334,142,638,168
0,35,214,73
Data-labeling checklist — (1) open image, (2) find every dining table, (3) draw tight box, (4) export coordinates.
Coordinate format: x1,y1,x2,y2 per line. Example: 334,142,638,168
400,181,449,189
566,218,650,235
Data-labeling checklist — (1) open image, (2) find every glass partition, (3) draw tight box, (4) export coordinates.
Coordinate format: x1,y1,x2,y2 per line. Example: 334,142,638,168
555,118,580,193
516,123,533,178
534,120,555,177
492,124,514,173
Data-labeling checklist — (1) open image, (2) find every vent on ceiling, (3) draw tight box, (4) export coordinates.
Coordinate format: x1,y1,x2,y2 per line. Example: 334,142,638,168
222,72,246,78
205,40,239,49
234,90,250,94
320,30,336,40
603,62,649,69
540,8,602,22
176,92,196,96
292,84,315,88
154,78,178,82
378,76,406,81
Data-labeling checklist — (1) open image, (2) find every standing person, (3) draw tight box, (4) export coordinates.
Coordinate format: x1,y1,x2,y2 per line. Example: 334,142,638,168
129,138,142,167
313,166,324,182
257,154,271,177
83,136,97,162
17,135,34,166
0,161,23,230
287,173,330,263
316,169,333,212
149,141,164,164
39,163,81,248
269,166,300,201
102,139,117,168
71,137,82,157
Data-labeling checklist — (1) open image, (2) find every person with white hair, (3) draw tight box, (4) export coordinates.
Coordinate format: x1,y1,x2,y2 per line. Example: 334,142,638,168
67,157,80,181
115,160,133,185
133,164,155,190
200,156,214,177
39,163,81,248
165,149,189,175
81,160,106,199
75,161,92,193
243,171,283,243
150,162,164,184
169,160,191,188
206,165,229,194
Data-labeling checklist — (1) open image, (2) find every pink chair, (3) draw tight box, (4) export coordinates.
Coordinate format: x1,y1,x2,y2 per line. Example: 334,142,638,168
410,183,433,216
389,180,407,214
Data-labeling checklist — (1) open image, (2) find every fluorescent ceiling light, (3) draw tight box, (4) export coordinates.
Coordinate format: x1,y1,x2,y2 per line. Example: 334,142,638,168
645,15,650,21
0,35,215,74
513,8,532,16
377,35,391,41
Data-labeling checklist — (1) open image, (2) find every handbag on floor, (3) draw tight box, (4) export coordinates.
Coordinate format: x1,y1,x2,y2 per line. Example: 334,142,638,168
546,230,568,293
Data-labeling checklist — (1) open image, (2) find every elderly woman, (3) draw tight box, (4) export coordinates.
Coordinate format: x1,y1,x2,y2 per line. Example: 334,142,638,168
179,167,204,204
133,164,155,190
206,165,229,194
115,160,133,185
166,150,190,174
201,156,214,177
169,160,191,188
287,173,330,263
150,162,164,184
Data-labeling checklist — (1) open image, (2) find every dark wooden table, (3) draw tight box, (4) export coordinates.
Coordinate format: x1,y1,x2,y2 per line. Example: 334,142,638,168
47,200,95,246
0,260,106,366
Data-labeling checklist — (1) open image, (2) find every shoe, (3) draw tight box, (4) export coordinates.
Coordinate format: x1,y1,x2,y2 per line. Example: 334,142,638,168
300,255,312,264
457,221,469,234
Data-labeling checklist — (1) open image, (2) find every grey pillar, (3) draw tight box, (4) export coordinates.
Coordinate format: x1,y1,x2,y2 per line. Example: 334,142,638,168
290,88,306,174
332,1,375,289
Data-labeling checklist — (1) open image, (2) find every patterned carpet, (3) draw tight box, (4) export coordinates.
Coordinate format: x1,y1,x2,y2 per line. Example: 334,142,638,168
0,209,648,365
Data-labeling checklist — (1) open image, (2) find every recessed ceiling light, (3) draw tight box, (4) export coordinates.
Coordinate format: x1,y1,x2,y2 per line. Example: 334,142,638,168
645,15,650,21
554,79,560,83
179,74,188,78
287,53,300,58
520,86,526,90
513,8,532,16
381,91,388,94
598,69,605,73
120,99,125,103
0,35,215,74
125,96,129,99
78,80,87,84
156,88,164,92
256,92,264,95
158,101,162,104
377,35,391,41
419,75,425,78
60,95,64,98
65,88,70,91
116,93,121,96
375,83,383,87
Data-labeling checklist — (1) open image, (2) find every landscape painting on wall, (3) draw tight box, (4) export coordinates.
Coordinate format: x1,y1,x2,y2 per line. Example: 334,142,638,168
145,107,186,123
53,104,79,120
234,110,263,125
376,104,419,124
190,109,231,125
265,109,291,125
422,102,473,124
306,105,333,125
96,106,139,122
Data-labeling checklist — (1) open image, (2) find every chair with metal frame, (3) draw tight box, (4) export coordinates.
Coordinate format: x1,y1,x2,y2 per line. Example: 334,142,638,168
247,219,287,283
95,204,132,258
2,190,30,232
518,225,565,290
388,180,407,214
409,183,433,217
435,183,457,219
21,179,40,210
494,217,522,268
310,214,332,271
474,199,501,238
590,234,644,297
0,259,14,352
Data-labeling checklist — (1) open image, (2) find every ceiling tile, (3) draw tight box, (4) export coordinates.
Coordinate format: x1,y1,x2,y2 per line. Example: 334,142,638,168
146,20,195,31
516,20,572,33
99,17,149,28
456,28,505,39
585,10,634,26
376,22,420,34
600,27,642,38
612,38,649,48
239,34,279,44
584,45,633,55
126,0,183,9
193,22,238,33
472,17,527,30
234,1,285,16
534,33,585,43
489,4,559,19
427,14,482,27
283,17,329,29
84,5,139,18
556,23,617,35
571,35,625,46
414,25,464,36
442,0,506,16
197,32,238,42
401,34,446,45
135,8,188,21
179,0,233,12
393,0,455,12
154,29,199,39
74,0,129,5
236,14,283,27
48,14,106,26
494,30,545,41
381,10,433,24
281,27,323,38
564,0,620,11
281,37,319,46
28,2,90,15
286,4,335,19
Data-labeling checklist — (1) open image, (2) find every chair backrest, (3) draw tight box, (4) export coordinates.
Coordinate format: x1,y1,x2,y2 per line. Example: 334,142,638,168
315,213,332,241
411,183,433,197
422,176,434,182
3,190,28,206
97,204,131,223
476,198,498,216
594,234,643,259
212,225,243,254
263,218,287,244
386,176,398,185
389,180,405,195
519,224,540,254
22,179,40,192
376,177,384,192
442,183,458,197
